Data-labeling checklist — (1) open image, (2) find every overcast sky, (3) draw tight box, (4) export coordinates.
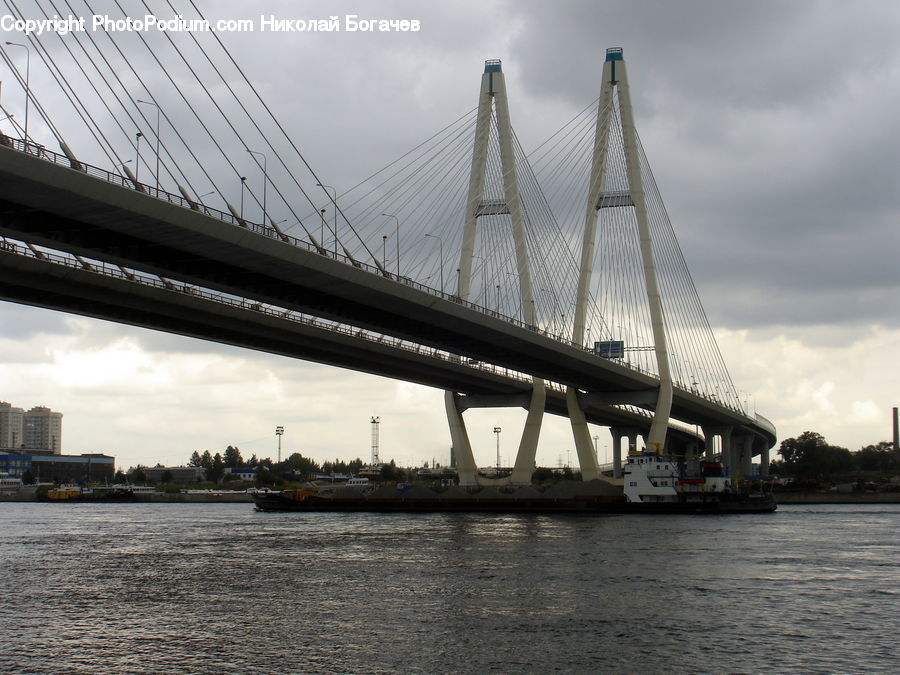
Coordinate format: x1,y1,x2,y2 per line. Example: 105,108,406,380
1,0,898,470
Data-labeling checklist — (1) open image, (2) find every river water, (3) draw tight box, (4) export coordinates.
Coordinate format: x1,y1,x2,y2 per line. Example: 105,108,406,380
0,503,897,673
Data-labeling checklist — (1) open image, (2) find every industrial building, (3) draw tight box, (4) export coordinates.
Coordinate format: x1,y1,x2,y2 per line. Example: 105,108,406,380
0,451,115,483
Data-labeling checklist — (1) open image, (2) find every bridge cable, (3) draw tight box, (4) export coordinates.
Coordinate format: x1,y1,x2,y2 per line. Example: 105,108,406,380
102,0,270,219
0,6,115,170
9,0,138,170
154,0,323,245
0,31,71,149
63,0,227,204
186,0,385,272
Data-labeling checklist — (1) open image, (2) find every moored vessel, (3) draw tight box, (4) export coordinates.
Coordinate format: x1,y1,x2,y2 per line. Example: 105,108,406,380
44,484,137,501
252,457,775,514
0,472,23,494
621,449,776,513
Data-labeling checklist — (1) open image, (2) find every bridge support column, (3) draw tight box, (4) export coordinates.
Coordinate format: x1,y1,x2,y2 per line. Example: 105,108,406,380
609,427,640,478
510,379,546,485
564,48,616,485
701,426,715,460
690,437,702,457
443,59,547,487
702,425,733,472
744,436,755,479
733,434,754,482
445,391,478,486
457,58,535,318
760,446,770,477
722,428,735,476
616,51,675,449
566,388,601,481
610,429,623,478
446,380,547,487
568,50,674,468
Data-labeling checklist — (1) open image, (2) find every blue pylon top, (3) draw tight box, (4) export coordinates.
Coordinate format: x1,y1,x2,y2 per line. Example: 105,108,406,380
484,59,502,73
606,47,623,61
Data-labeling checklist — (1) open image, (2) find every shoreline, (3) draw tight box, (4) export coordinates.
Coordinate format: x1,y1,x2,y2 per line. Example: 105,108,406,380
0,490,252,503
3,489,900,505
772,492,900,504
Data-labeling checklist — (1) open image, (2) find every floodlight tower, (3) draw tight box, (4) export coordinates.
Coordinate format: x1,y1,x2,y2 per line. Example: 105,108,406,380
275,425,284,464
370,416,381,465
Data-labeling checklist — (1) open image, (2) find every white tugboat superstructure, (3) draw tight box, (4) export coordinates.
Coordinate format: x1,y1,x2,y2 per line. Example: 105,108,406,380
622,449,771,512
622,451,680,503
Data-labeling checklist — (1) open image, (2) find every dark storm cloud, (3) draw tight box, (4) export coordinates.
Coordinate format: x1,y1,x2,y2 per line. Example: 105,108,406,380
4,0,898,338
2,0,897,461
506,0,898,113
490,0,900,331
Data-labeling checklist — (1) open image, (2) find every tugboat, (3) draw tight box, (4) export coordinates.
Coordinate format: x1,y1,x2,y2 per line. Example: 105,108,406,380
622,449,776,513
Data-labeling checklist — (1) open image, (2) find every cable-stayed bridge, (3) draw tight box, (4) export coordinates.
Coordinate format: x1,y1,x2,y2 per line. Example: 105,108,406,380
0,18,775,485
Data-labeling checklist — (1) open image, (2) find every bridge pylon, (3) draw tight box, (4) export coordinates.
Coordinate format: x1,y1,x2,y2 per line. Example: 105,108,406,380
446,59,544,487
568,48,675,470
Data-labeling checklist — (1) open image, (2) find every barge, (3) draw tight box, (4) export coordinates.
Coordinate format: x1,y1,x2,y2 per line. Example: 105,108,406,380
252,451,775,514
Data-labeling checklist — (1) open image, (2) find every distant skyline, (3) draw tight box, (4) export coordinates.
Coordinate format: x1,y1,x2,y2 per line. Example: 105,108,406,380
1,0,897,469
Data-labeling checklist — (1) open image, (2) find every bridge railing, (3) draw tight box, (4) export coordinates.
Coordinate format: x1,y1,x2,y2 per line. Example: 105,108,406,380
0,237,544,386
2,136,256,229
1,137,746,415
1,139,606,337
0,239,664,430
1,138,594,341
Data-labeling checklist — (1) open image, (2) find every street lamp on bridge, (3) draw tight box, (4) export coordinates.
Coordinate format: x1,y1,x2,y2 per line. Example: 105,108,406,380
134,132,143,181
136,99,160,189
506,271,522,319
317,183,336,254
381,213,400,277
247,148,267,224
5,41,30,143
424,233,444,294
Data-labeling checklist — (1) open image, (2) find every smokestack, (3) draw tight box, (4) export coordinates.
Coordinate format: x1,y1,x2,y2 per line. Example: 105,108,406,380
893,407,899,454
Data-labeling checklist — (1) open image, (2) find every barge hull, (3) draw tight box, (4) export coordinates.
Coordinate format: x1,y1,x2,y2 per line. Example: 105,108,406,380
252,492,776,514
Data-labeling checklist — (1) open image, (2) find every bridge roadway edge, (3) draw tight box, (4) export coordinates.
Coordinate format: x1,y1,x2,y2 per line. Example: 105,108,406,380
0,247,684,439
0,145,775,453
0,146,652,391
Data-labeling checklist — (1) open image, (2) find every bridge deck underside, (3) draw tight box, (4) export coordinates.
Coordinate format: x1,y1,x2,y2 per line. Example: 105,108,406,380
0,147,775,452
0,249,695,442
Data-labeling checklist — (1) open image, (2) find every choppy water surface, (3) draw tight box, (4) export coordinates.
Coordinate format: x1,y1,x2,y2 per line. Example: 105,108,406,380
1,503,898,673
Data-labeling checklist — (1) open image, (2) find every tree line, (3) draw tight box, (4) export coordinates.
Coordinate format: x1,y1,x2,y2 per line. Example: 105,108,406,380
771,431,898,479
185,446,406,484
